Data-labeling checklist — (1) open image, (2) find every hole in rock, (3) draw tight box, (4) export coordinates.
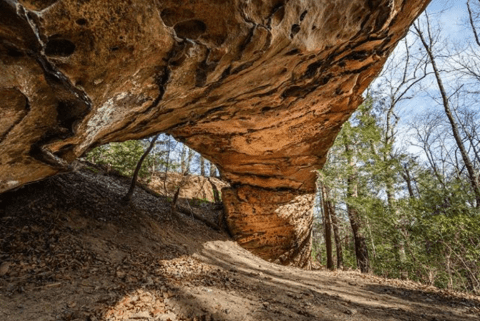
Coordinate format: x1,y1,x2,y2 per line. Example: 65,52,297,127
304,61,323,79
282,85,315,98
271,5,285,26
290,24,300,38
174,20,207,40
45,38,76,57
7,47,23,57
161,8,195,27
375,8,391,31
300,10,308,21
282,86,303,98
261,106,272,113
57,100,89,132
161,8,177,26
285,48,300,56
76,18,87,26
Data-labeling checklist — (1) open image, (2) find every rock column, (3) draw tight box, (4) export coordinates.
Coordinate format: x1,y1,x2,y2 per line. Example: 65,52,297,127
223,184,315,268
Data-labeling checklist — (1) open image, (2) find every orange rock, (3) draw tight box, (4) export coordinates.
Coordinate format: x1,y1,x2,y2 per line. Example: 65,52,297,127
0,0,431,267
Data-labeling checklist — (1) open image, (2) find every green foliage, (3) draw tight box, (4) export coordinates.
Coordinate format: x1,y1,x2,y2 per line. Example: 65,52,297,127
316,96,480,293
85,166,99,174
86,140,166,179
189,197,210,206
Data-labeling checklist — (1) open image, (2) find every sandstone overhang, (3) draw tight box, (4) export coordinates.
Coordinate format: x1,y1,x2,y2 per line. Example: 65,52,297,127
0,0,431,267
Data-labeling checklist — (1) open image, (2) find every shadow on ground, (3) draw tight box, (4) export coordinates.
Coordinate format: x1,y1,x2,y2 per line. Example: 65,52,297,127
1,167,479,320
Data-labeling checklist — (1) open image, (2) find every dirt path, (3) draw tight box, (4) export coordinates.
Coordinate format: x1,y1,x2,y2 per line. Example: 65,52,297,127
1,168,479,321
194,240,479,320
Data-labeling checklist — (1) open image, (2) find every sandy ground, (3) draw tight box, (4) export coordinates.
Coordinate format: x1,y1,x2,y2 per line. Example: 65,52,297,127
1,168,479,321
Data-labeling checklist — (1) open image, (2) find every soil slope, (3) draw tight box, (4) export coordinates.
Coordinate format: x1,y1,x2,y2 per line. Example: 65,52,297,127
0,166,479,321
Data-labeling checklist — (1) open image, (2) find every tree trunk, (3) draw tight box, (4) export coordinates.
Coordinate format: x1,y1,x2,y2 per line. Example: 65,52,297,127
329,202,344,269
186,148,194,173
467,0,480,47
200,156,205,176
122,134,159,204
170,184,181,215
163,138,172,195
322,184,342,269
164,138,171,173
402,165,416,198
209,161,216,177
180,144,187,173
209,178,221,204
345,143,370,273
321,184,334,270
347,194,370,273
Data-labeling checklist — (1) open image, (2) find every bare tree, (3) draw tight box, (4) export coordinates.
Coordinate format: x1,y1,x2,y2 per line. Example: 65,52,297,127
373,33,431,205
122,134,160,204
200,156,206,176
414,14,480,206
467,0,480,47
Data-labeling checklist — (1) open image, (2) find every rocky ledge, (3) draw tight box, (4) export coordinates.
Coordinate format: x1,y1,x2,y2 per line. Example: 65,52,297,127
0,0,430,267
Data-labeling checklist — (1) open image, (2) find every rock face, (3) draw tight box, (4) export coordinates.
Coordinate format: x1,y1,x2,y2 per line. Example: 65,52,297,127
0,0,430,267
146,172,228,203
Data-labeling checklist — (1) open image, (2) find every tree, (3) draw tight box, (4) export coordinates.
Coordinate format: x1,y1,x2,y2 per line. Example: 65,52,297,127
180,144,187,173
86,140,159,178
122,134,160,204
186,147,195,174
344,139,370,273
324,103,376,274
321,183,334,270
200,156,206,176
467,0,480,47
413,14,480,207
314,6,480,290
321,183,343,270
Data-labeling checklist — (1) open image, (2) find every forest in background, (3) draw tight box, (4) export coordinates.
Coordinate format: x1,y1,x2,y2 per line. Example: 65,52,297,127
83,2,480,294
315,1,480,294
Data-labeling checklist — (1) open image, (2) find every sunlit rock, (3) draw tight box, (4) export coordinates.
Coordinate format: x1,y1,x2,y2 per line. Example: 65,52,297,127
0,0,431,267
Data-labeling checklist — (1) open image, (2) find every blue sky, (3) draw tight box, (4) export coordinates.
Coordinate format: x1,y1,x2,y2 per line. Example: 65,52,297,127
369,0,480,158
428,0,469,37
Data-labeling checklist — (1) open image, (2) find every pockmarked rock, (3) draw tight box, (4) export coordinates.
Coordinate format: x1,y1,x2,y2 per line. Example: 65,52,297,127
0,0,431,267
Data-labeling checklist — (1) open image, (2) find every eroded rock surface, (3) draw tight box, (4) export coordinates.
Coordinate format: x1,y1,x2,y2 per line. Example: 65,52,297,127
147,172,228,203
0,0,430,267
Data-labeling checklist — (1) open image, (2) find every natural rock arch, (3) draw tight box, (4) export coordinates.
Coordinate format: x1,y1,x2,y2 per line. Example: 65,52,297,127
0,0,431,267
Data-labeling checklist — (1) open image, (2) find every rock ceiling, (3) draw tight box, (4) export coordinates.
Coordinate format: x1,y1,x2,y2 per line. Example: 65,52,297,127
0,0,431,266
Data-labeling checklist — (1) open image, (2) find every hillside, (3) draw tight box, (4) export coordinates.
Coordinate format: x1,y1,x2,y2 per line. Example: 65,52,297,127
0,165,479,321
